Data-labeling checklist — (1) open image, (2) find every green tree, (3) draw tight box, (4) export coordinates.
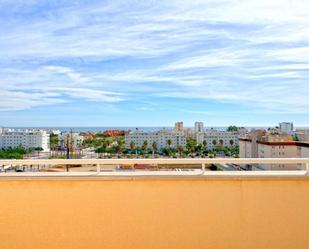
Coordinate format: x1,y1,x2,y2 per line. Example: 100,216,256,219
50,134,59,149
115,145,123,153
102,140,109,150
117,139,124,152
167,139,172,148
186,138,197,153
212,140,217,147
177,146,184,154
0,147,31,159
219,139,224,147
227,125,238,132
152,141,158,153
229,140,234,146
142,140,148,151
202,140,207,148
130,141,136,151
196,144,203,153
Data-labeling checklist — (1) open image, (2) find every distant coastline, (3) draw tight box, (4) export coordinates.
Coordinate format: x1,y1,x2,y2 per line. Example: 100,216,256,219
0,126,281,132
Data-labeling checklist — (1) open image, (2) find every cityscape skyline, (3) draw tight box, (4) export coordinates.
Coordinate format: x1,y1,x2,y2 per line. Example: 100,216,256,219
1,0,309,126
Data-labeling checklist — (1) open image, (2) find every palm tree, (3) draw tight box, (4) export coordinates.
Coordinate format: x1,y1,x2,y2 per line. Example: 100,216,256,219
212,140,217,147
130,141,136,151
152,141,158,152
167,139,172,148
142,140,148,151
152,141,158,157
102,140,109,150
219,139,224,147
115,139,124,154
229,140,234,147
97,140,108,158
196,144,203,156
202,140,207,148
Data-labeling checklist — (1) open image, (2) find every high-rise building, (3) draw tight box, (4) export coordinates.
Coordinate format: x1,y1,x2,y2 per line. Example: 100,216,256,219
174,122,184,131
194,122,204,133
279,122,294,134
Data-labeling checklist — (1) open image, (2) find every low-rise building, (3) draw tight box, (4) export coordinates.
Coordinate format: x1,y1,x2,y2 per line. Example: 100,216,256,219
257,136,298,170
0,129,50,152
240,131,309,170
125,129,186,150
239,130,267,158
196,130,239,150
296,142,309,158
295,129,309,142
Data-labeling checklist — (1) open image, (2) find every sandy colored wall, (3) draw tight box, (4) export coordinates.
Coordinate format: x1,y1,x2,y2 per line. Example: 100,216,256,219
0,178,309,249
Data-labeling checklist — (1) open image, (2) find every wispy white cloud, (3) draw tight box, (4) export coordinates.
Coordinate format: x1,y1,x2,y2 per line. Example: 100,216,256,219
0,65,124,110
1,0,309,116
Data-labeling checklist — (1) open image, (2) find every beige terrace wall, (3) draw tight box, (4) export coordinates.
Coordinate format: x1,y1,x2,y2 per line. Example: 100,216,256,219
0,178,309,249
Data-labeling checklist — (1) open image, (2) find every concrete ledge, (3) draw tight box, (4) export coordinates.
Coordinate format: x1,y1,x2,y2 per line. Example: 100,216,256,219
0,170,308,181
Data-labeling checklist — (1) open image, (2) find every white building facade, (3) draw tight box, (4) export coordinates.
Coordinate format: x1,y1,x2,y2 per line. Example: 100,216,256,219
194,122,204,133
279,122,294,134
125,129,187,150
196,130,239,150
0,129,50,152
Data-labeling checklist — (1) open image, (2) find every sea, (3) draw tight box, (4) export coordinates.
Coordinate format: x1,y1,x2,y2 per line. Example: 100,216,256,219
6,126,274,132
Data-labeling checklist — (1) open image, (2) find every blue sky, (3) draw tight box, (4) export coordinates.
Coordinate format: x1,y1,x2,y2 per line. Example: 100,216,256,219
1,0,309,127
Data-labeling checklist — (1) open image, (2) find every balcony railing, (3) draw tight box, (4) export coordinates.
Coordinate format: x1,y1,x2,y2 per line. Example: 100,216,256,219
0,158,309,177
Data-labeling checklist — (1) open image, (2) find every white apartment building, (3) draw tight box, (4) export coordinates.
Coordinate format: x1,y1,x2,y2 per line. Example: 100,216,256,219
279,122,294,134
0,129,50,152
194,122,204,133
196,130,239,150
125,129,187,150
125,122,242,151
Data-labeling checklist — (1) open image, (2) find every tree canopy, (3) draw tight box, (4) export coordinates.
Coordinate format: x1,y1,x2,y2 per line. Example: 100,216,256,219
227,125,238,132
